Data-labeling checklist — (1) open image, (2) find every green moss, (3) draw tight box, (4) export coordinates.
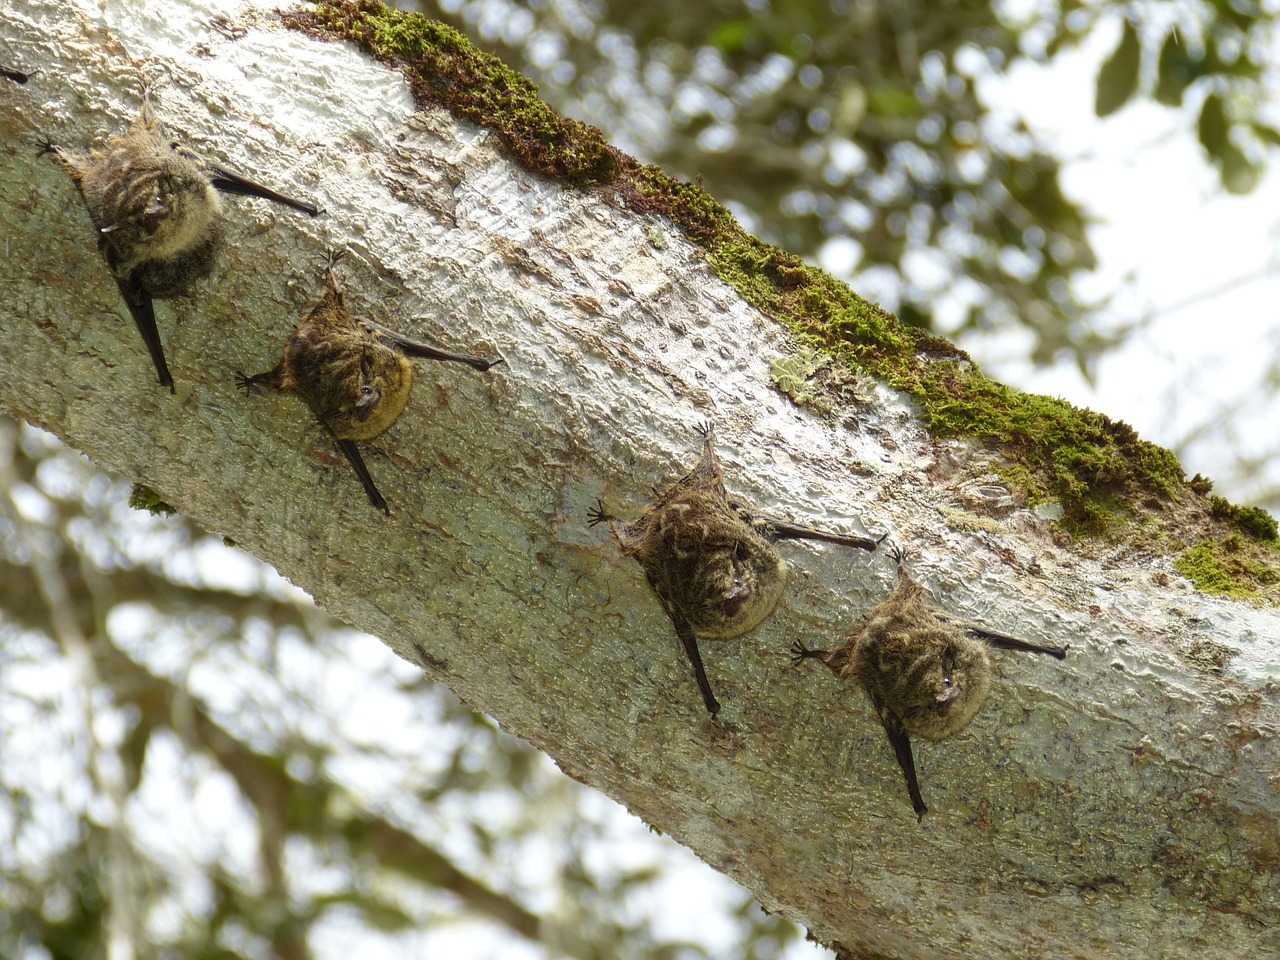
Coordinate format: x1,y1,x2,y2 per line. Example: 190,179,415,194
128,484,176,517
1174,541,1280,602
290,1,1261,540
1208,495,1279,541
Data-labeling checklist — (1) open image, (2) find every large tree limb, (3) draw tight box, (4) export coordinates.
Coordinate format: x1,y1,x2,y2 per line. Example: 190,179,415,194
1,2,1278,959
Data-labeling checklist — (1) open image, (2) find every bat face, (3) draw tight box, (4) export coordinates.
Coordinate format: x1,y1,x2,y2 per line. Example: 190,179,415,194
854,618,992,741
310,341,415,443
283,308,416,443
631,492,788,639
617,426,788,639
103,166,224,291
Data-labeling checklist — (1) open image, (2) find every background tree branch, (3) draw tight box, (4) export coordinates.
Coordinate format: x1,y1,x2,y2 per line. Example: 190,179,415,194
2,2,1278,959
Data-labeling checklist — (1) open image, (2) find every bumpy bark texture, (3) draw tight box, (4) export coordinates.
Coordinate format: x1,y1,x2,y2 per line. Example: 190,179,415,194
1,3,1278,959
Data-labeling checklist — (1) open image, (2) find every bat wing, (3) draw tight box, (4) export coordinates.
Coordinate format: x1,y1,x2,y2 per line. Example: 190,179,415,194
334,437,389,516
365,320,503,371
754,514,884,552
207,165,321,217
874,696,928,821
965,624,1068,659
114,275,174,392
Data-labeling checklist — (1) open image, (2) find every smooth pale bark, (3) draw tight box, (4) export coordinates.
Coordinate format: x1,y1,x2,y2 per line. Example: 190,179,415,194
1,3,1277,959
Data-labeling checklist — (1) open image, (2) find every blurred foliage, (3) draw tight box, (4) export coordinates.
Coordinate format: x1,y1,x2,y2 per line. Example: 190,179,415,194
396,0,1280,375
0,416,807,959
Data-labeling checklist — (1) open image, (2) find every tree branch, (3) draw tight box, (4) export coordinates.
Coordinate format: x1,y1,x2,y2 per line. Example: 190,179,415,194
2,2,1278,959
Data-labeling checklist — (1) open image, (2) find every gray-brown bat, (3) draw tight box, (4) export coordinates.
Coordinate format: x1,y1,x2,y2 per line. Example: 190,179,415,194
590,422,884,715
237,251,503,515
792,546,1067,820
39,95,320,392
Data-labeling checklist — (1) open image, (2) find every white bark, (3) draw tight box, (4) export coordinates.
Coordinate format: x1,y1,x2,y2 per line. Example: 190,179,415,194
1,2,1278,958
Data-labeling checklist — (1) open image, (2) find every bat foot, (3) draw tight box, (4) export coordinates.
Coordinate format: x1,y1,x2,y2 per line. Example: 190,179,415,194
234,371,262,395
587,498,616,527
790,640,828,665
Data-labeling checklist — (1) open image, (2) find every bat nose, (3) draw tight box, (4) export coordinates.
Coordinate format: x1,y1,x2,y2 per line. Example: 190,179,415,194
143,199,169,233
356,388,381,414
723,582,752,617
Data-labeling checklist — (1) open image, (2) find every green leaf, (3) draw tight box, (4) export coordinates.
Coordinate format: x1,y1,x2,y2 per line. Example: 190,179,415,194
1095,19,1141,117
1198,95,1261,194
1197,92,1228,155
1154,30,1201,106
867,85,921,118
1219,141,1261,194
1208,0,1261,31
1251,122,1280,147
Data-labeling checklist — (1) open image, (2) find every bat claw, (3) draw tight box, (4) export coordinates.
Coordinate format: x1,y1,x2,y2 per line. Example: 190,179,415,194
587,498,614,527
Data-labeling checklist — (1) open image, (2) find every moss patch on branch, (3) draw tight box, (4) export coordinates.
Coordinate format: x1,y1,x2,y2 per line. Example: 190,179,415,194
128,483,176,517
1175,539,1280,603
286,0,1277,551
